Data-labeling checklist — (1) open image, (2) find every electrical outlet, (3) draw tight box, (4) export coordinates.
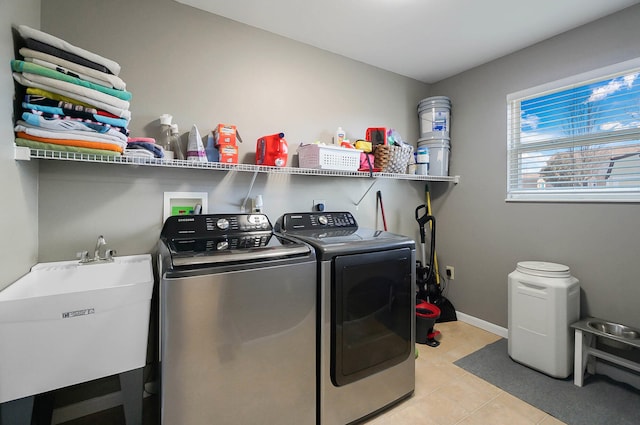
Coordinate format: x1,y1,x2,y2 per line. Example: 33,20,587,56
313,199,326,212
445,266,455,280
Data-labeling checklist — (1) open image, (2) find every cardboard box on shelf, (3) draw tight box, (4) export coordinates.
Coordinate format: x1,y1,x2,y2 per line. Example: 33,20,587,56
218,144,238,164
213,124,243,147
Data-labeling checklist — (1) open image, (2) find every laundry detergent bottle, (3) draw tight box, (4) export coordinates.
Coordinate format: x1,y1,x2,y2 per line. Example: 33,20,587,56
256,132,288,167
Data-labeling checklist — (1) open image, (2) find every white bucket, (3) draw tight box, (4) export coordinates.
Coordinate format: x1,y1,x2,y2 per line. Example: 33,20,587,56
418,96,451,139
417,137,450,176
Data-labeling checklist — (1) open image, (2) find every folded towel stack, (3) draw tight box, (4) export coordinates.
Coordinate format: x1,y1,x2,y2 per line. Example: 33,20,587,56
11,25,160,158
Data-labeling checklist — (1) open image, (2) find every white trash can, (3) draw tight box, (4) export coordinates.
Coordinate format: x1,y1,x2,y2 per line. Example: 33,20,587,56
508,261,580,378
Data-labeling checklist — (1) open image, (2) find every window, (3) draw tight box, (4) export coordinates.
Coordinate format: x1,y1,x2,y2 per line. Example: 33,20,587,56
507,58,640,202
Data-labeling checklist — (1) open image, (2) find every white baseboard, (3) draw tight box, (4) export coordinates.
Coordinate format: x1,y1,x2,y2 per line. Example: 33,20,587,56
456,311,508,338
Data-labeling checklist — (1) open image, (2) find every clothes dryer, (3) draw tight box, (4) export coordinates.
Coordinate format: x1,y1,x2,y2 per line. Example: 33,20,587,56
276,211,415,425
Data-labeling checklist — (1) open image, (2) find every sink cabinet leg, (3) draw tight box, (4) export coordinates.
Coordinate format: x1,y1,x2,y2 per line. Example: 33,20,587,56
120,368,143,425
0,395,34,425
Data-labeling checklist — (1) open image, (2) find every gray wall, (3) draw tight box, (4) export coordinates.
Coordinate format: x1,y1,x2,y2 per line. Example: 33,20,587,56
0,0,39,291
5,0,638,332
33,1,432,260
430,5,640,328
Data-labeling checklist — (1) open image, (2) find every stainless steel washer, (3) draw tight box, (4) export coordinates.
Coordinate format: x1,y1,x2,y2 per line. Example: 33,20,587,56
157,214,316,425
276,212,415,425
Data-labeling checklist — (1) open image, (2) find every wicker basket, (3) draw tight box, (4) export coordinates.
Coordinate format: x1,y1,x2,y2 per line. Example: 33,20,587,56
374,144,414,173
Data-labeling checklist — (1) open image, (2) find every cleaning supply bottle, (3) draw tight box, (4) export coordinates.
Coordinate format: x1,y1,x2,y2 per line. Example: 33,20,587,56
187,124,207,162
169,124,184,160
205,133,219,162
335,127,346,146
159,114,174,159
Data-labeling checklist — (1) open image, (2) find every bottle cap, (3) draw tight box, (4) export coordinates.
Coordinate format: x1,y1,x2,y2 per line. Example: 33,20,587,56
159,114,173,125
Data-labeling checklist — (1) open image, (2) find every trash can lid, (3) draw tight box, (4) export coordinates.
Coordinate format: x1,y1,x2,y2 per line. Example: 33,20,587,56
516,261,571,278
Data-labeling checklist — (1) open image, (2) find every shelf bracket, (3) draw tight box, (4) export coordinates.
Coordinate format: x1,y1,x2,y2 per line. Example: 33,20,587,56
14,146,31,161
354,179,378,207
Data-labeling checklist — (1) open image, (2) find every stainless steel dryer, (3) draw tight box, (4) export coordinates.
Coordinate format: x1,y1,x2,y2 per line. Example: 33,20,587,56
157,213,316,425
275,212,415,425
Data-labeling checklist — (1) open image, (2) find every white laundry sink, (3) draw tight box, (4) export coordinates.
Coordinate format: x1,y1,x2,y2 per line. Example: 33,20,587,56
0,254,154,403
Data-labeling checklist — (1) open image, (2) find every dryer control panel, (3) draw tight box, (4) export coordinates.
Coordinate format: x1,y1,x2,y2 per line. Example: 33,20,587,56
278,212,358,231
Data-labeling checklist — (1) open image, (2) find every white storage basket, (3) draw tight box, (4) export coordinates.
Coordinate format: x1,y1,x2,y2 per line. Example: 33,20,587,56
298,144,361,171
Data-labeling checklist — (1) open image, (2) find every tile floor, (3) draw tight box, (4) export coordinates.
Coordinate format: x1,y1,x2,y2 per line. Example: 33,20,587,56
363,321,566,425
60,321,567,425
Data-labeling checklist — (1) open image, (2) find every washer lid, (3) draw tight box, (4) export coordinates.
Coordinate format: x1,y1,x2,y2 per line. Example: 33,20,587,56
516,261,571,278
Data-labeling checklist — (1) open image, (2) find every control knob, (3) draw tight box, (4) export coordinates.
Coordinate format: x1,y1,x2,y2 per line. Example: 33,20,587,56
318,215,328,225
216,218,230,230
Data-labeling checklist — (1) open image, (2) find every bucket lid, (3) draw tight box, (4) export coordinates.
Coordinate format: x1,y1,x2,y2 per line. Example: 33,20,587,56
419,96,450,104
419,134,450,142
516,261,571,278
418,138,450,148
418,97,451,109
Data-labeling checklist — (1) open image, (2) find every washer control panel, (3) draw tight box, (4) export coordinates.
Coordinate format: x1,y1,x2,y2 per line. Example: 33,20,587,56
162,213,271,237
169,233,272,253
160,214,274,254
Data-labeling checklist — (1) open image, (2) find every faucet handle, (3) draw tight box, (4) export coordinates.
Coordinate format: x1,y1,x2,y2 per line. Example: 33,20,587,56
76,250,90,263
105,249,117,261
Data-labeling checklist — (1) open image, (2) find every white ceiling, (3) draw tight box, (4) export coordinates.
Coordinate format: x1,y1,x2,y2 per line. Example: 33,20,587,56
176,0,640,83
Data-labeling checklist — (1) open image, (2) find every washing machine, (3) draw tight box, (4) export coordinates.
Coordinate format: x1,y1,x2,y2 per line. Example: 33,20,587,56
275,211,415,425
157,213,317,425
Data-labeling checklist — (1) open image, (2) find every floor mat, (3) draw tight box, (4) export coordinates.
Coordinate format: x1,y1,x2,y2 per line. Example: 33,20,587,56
454,338,640,425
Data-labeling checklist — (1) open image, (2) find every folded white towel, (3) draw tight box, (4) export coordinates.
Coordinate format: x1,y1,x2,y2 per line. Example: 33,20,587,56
124,149,155,159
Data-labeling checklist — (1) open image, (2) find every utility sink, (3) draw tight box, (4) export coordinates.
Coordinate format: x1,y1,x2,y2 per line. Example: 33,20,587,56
0,254,153,404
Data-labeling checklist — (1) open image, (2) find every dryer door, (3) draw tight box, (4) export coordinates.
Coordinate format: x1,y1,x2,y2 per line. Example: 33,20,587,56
331,247,413,386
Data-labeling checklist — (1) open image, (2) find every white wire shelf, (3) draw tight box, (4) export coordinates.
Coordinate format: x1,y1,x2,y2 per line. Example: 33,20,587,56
14,146,460,184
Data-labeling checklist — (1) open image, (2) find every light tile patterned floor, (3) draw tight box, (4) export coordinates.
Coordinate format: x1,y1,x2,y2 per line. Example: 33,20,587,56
363,321,567,425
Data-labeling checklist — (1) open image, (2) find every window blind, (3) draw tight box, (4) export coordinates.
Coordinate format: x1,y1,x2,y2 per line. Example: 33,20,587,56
507,58,640,202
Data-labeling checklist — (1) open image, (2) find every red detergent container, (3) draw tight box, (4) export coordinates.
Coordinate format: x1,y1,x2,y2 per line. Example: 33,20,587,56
256,132,288,167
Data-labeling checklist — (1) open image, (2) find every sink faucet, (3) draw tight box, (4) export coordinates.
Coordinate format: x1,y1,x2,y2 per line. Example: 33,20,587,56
77,235,115,264
94,235,107,261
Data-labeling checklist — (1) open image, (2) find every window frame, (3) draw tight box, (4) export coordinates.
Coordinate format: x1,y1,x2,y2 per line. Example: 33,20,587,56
506,57,640,203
